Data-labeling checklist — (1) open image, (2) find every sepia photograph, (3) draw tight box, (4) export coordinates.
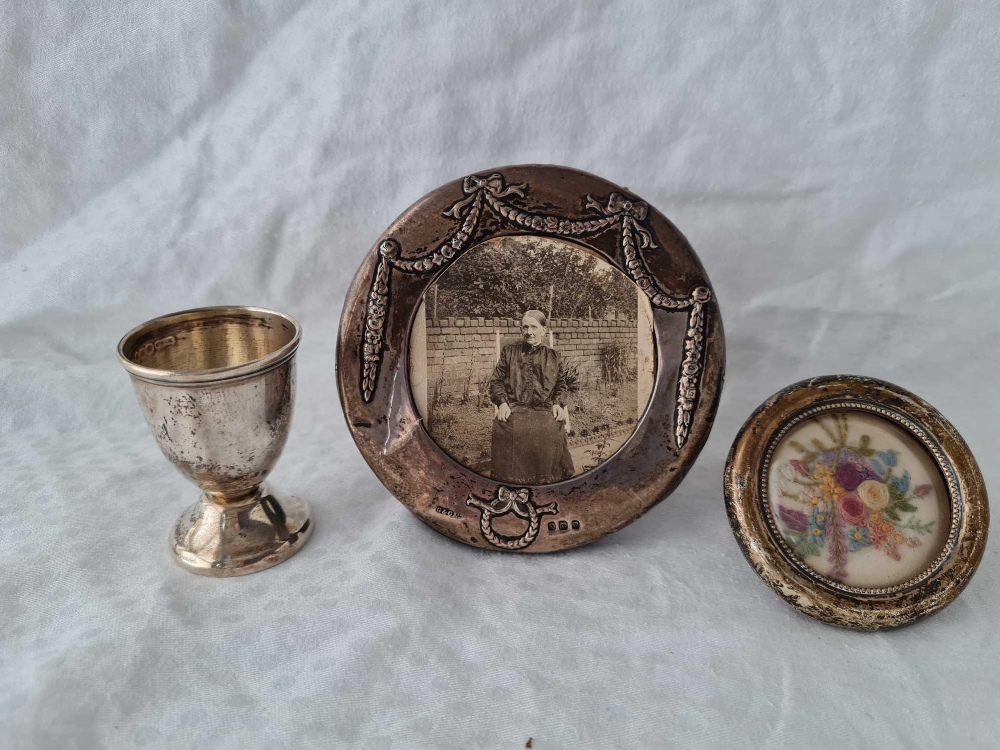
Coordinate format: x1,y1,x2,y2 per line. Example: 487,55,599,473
409,235,655,484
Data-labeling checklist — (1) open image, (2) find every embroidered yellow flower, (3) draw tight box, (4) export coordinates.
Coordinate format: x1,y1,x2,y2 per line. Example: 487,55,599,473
858,479,890,511
814,465,844,503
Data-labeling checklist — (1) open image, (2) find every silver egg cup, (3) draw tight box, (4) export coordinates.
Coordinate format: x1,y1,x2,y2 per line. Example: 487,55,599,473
117,306,313,576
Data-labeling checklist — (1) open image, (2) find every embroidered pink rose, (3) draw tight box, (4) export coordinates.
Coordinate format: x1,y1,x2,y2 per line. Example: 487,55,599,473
837,493,867,525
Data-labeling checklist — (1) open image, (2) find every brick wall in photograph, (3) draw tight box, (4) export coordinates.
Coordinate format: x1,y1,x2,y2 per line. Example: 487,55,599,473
425,316,636,403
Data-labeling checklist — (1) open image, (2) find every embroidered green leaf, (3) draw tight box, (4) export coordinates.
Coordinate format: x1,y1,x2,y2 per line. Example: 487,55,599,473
836,414,849,444
885,508,902,522
900,518,935,535
796,539,821,558
896,501,918,513
783,532,820,559
819,419,839,444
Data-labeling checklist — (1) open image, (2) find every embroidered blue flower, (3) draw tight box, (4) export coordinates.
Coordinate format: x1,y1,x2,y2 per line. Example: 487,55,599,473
848,525,871,552
890,470,911,496
870,451,897,479
807,511,827,548
877,450,898,468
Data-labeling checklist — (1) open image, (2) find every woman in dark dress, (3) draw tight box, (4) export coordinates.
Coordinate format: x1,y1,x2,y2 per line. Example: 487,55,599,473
487,310,574,484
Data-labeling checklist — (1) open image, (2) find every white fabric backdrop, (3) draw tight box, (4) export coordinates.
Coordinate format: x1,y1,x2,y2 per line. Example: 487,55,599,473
2,2,998,747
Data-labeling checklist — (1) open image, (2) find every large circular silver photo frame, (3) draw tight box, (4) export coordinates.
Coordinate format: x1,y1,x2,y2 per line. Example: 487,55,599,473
338,165,725,552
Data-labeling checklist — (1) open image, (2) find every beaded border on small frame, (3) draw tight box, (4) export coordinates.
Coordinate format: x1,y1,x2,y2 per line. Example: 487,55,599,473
760,400,962,597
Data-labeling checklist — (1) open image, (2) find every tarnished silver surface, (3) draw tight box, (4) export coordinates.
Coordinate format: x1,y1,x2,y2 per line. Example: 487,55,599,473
117,306,312,576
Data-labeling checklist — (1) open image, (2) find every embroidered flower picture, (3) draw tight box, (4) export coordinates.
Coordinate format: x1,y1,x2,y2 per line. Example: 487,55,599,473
773,413,937,582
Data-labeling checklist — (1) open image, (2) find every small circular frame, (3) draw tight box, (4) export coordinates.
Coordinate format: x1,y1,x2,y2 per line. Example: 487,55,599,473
725,375,989,630
338,165,725,552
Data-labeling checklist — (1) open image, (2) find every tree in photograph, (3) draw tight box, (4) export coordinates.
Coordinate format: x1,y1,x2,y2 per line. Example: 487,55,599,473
434,237,636,320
